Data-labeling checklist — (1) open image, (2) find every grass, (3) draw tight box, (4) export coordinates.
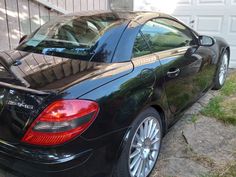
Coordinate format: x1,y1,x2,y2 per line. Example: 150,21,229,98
191,115,198,124
201,71,236,125
220,73,236,96
188,114,199,124
200,164,236,177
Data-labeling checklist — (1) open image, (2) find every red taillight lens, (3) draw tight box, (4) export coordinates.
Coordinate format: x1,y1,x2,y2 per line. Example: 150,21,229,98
22,100,99,146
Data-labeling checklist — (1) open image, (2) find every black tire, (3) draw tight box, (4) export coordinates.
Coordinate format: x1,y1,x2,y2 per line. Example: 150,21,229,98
213,51,229,90
113,108,162,177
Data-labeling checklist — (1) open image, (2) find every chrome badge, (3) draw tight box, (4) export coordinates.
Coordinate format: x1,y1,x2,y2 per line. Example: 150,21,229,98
6,100,34,110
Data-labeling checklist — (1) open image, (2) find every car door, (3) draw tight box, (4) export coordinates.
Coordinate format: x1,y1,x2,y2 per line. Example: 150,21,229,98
140,18,211,115
131,32,161,90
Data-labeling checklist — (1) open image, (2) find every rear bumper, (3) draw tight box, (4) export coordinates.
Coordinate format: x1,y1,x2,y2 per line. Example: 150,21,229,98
0,147,109,177
0,128,128,177
0,148,92,177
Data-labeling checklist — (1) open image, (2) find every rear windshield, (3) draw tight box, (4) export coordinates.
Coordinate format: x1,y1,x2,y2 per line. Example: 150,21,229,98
17,13,125,62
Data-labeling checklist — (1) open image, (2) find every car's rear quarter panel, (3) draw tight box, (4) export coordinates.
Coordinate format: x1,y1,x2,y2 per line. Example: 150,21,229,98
77,52,171,176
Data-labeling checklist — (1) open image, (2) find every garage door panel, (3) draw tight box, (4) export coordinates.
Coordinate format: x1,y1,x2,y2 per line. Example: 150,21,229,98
229,16,236,33
232,0,236,5
197,0,226,5
177,0,193,5
196,16,223,33
226,34,236,66
230,46,236,67
226,34,236,45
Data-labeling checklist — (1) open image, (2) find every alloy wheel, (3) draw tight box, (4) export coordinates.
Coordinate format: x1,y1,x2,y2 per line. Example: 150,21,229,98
219,53,229,86
128,116,161,177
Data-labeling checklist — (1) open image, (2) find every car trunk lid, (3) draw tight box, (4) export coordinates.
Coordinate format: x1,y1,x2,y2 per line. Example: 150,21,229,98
0,50,133,144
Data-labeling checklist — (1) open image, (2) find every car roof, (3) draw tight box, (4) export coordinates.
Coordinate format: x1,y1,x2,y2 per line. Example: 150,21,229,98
114,10,173,20
66,10,175,24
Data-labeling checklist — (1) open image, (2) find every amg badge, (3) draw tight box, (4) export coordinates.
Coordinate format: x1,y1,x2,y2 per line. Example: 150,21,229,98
6,100,34,109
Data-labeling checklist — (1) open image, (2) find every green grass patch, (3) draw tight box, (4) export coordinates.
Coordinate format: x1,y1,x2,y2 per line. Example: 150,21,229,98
201,95,236,125
221,72,236,96
200,164,236,177
201,96,224,119
201,72,236,125
190,114,198,124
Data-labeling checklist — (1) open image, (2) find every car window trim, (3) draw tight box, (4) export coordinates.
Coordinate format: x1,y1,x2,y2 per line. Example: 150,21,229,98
140,17,199,53
131,31,153,60
158,46,191,55
131,16,199,60
140,31,152,51
159,17,199,42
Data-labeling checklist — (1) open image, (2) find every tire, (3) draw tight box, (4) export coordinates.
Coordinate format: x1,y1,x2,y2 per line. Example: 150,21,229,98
114,108,162,177
213,51,229,90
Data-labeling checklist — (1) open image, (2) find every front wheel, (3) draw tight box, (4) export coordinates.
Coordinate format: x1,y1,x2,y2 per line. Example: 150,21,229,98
114,108,162,177
213,51,229,90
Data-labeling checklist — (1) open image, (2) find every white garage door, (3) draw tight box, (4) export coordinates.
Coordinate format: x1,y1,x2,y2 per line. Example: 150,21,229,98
131,0,236,68
171,0,236,68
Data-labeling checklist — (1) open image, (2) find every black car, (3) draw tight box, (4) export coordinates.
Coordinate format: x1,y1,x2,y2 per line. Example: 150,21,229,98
0,11,230,177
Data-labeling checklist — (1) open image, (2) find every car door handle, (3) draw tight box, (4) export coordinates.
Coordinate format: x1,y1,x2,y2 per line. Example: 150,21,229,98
167,68,180,78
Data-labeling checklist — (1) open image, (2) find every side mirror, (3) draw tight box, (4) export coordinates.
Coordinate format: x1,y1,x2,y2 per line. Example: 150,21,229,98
198,35,215,46
19,35,28,44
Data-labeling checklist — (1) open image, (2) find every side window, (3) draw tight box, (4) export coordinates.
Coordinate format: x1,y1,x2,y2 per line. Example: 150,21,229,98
133,32,152,57
141,18,196,52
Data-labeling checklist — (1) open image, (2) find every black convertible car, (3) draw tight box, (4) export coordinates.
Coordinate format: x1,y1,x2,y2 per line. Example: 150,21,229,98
0,11,230,177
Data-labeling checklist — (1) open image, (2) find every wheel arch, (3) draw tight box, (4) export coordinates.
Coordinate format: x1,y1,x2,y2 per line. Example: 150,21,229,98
112,103,167,176
149,104,167,135
225,47,230,64
217,46,230,71
113,103,167,159
213,44,230,77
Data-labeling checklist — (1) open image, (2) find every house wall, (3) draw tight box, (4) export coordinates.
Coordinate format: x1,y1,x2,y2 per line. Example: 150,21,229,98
0,0,108,50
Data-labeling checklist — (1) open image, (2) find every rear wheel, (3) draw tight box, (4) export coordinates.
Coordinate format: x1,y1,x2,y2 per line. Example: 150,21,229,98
213,51,229,90
114,108,162,177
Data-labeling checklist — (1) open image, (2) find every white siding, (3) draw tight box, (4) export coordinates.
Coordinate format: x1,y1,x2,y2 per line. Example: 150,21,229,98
0,0,10,50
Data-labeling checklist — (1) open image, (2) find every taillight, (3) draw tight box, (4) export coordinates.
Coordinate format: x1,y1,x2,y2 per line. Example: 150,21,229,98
22,100,99,146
